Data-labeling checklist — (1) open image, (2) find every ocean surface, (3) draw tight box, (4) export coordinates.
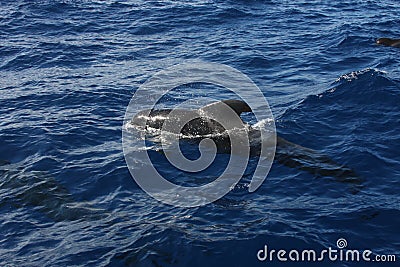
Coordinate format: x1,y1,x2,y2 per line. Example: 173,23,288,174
0,0,399,266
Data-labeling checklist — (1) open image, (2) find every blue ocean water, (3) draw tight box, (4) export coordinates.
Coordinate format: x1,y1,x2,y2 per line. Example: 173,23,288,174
0,0,399,266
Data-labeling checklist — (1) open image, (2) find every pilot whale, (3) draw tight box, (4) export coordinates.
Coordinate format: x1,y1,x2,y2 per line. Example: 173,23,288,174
131,100,359,182
376,38,400,48
132,100,251,136
0,160,107,221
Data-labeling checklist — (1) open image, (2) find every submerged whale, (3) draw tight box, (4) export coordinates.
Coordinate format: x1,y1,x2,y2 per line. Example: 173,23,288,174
131,100,359,182
376,38,400,48
0,160,107,221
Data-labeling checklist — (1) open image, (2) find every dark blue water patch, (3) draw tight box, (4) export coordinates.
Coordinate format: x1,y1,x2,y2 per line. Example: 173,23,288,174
147,147,230,188
0,45,23,63
241,55,272,69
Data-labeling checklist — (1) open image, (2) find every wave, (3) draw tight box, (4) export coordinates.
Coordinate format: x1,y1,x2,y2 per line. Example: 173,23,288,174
278,69,400,182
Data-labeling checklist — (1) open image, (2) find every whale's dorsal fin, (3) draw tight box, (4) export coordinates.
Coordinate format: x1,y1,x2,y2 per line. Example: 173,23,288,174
199,100,252,116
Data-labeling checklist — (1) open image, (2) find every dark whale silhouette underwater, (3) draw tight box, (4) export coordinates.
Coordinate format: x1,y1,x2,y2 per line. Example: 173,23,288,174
131,100,359,183
0,159,108,221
